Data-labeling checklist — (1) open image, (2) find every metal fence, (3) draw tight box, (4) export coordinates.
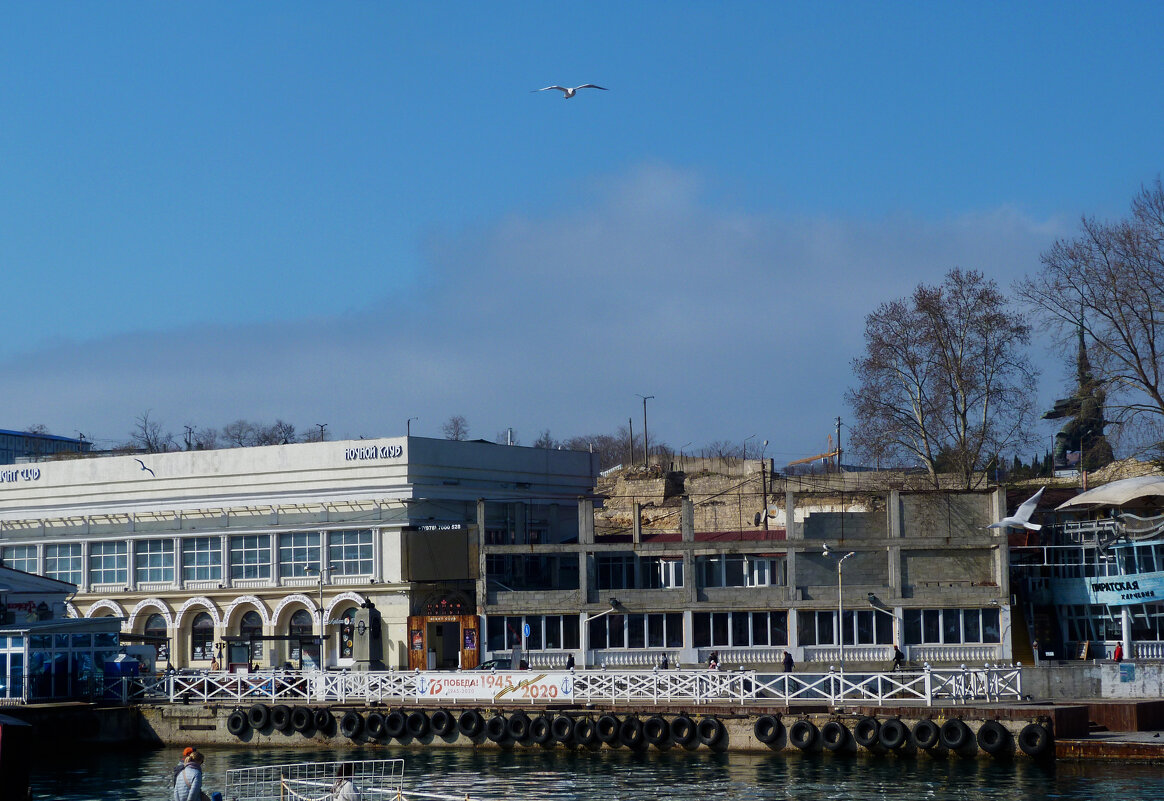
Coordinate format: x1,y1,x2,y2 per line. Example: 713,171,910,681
106,664,1022,706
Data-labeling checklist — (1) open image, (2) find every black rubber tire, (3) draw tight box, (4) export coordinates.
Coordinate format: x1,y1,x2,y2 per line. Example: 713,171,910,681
407,710,430,738
291,706,314,734
431,709,456,737
913,719,941,750
486,715,509,742
385,710,407,739
339,710,364,739
879,718,909,750
1018,723,1053,758
227,709,249,737
313,709,334,734
790,719,819,751
822,721,850,752
270,705,293,732
697,717,726,747
596,714,621,745
940,719,973,752
552,715,576,743
530,715,554,745
248,703,271,730
670,715,697,747
620,717,646,750
854,717,880,748
507,711,531,741
977,720,1012,756
644,716,670,747
754,714,783,745
458,710,484,737
365,712,387,739
574,718,598,746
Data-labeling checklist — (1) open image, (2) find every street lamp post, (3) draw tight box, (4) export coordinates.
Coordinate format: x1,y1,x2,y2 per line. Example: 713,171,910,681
826,548,856,670
306,564,336,669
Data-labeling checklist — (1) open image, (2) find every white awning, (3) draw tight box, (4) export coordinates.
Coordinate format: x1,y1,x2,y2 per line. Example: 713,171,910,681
1056,475,1164,510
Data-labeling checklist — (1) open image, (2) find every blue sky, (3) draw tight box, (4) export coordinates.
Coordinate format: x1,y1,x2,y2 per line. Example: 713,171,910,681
2,3,1162,462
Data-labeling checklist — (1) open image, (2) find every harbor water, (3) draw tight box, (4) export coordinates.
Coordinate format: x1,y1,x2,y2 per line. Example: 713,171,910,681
32,743,1164,801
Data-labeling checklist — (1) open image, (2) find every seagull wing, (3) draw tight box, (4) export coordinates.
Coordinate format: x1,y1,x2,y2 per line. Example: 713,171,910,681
1014,486,1045,522
575,84,607,90
533,86,568,94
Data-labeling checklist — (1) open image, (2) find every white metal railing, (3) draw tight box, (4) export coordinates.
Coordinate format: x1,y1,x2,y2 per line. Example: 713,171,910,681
106,664,1022,706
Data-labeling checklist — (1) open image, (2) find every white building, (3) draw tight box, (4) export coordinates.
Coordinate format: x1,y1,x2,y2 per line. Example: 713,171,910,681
0,437,598,671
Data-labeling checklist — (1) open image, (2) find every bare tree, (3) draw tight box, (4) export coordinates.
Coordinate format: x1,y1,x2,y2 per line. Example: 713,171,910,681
532,430,556,449
24,424,49,435
221,419,256,447
255,420,297,445
442,415,469,441
847,269,1038,488
131,410,174,453
191,427,219,450
1018,179,1164,447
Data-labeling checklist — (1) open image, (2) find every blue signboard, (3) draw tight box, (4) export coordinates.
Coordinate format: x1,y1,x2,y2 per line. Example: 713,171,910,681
1052,569,1164,607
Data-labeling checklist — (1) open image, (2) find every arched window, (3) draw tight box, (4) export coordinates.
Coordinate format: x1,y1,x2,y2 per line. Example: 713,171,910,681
190,612,214,662
338,606,358,659
145,613,169,662
289,609,313,664
241,611,263,661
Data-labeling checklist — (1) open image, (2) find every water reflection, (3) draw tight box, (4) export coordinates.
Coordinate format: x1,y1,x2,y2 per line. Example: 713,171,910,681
30,743,1163,801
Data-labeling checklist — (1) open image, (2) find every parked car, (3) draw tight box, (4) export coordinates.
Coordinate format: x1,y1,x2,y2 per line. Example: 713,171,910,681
474,658,512,670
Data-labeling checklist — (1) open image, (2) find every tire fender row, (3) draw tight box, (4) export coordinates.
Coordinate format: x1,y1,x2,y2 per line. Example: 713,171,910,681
226,705,1054,759
777,715,1053,760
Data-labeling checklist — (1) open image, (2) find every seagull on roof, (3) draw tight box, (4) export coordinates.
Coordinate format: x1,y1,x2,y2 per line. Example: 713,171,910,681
533,84,607,98
987,486,1045,531
134,458,156,478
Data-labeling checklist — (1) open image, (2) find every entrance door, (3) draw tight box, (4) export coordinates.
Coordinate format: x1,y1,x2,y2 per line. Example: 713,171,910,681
426,621,464,669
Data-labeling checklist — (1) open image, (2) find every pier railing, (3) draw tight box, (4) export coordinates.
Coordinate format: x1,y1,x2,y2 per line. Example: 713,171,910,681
105,664,1022,706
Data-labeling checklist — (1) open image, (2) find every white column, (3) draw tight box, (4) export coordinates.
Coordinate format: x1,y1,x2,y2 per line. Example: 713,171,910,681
1121,606,1133,658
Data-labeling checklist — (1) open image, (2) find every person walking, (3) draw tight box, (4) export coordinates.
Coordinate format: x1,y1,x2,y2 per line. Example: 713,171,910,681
708,651,719,670
782,651,794,673
891,645,905,671
173,749,204,801
659,654,669,669
1113,642,1124,662
565,653,575,670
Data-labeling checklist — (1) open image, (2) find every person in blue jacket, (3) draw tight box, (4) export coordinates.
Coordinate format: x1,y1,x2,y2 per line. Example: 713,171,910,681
173,749,204,801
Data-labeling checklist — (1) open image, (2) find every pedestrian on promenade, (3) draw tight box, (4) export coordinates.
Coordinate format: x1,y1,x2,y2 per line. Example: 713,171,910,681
1113,643,1123,662
708,651,719,670
891,645,905,671
782,651,794,673
565,653,575,670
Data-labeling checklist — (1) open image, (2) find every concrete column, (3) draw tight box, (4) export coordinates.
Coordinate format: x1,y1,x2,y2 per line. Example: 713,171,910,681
578,498,594,545
786,489,801,539
632,502,642,545
476,499,488,609
680,499,694,542
1122,606,1133,658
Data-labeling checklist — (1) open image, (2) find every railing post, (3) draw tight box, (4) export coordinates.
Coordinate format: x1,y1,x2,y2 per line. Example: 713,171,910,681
923,663,932,705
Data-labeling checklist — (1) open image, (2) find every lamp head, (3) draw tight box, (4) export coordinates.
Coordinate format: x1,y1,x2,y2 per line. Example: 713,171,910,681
822,543,831,556
609,598,620,609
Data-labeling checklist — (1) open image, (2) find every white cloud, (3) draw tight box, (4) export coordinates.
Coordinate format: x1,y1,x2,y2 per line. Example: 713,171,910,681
3,163,1064,460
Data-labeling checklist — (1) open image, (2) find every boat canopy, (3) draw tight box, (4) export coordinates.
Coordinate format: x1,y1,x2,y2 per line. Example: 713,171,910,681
1056,475,1164,512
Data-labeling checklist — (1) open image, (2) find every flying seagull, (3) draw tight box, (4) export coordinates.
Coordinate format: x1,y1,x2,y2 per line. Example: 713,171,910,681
987,486,1044,531
533,84,607,99
134,458,156,478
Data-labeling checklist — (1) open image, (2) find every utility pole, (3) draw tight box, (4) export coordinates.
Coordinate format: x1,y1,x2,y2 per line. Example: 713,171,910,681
835,416,842,473
637,395,654,466
407,417,418,436
316,423,328,442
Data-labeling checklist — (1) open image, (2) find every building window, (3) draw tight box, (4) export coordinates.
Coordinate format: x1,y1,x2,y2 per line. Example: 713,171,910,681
44,544,82,585
328,530,373,576
89,542,128,585
240,611,263,661
135,539,175,583
595,553,636,590
903,609,1001,645
229,535,271,580
3,544,38,574
181,538,222,582
145,613,169,662
289,609,314,662
278,532,320,578
642,557,684,588
190,612,214,661
694,611,788,648
696,555,785,588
